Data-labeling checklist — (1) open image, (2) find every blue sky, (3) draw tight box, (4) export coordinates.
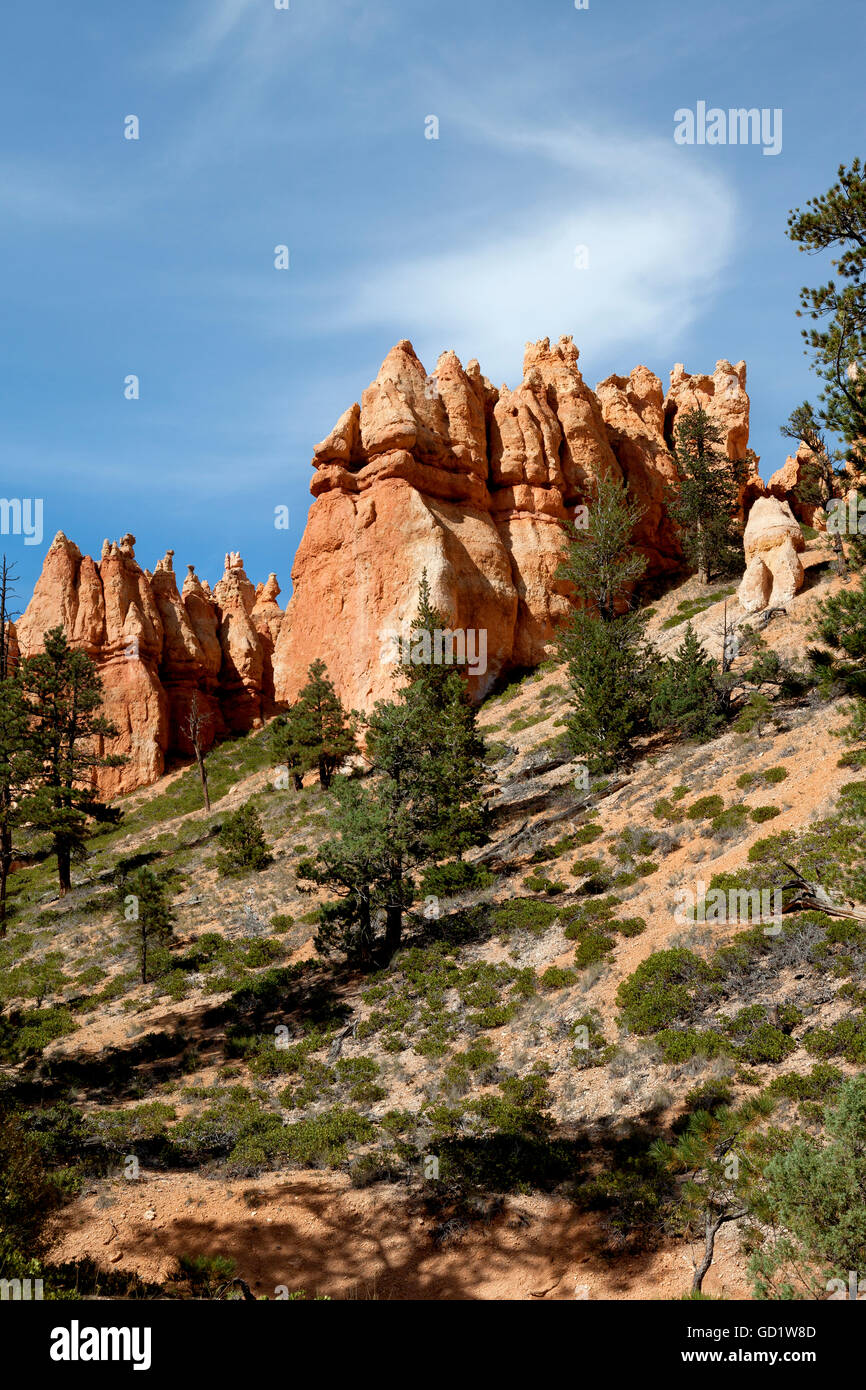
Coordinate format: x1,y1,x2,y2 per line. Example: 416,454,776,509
1,0,863,605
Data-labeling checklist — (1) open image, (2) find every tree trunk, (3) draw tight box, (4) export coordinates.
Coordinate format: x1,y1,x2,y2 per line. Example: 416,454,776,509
692,1209,746,1294
0,819,10,937
696,516,708,585
196,748,211,812
357,897,373,968
693,1213,724,1294
57,841,71,896
831,529,848,577
293,772,303,791
384,903,403,959
318,756,332,790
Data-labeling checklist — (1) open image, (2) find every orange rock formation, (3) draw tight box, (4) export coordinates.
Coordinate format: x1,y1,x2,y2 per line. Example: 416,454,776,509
272,337,753,710
18,336,766,794
14,535,282,794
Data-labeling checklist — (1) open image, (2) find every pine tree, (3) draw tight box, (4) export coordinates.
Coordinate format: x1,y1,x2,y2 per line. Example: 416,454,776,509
0,557,36,936
652,1105,752,1296
300,580,487,963
17,627,124,895
556,477,656,772
300,779,405,967
837,696,866,768
733,691,774,738
786,159,866,474
390,571,487,858
559,610,655,773
750,1077,866,1300
668,408,743,584
117,866,175,984
216,802,271,877
650,623,726,741
269,706,307,790
556,476,647,621
812,571,866,663
290,660,357,789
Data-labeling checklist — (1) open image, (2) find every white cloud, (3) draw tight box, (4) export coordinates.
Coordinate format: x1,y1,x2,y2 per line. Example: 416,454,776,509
338,123,737,385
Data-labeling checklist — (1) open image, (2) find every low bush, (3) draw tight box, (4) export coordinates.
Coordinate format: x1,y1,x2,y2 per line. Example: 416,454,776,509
420,861,495,898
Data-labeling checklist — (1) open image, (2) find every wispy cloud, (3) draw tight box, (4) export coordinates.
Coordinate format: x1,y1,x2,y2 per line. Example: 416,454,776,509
156,0,378,79
336,121,738,385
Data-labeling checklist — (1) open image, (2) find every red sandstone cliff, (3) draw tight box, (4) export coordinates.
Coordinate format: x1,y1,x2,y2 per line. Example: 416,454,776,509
18,335,764,795
271,337,753,711
15,536,281,795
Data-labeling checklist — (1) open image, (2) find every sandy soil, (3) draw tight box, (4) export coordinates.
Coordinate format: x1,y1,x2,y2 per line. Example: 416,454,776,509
50,1169,751,1301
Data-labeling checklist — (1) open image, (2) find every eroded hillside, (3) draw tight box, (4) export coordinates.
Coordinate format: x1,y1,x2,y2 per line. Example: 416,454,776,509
3,531,865,1301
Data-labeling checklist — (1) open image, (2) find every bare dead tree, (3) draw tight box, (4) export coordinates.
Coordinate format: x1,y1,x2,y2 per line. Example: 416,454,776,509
0,554,16,681
0,556,20,935
184,691,211,812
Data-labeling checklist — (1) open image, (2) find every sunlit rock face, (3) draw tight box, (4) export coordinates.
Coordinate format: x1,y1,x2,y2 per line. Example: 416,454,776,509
17,535,279,793
274,337,751,712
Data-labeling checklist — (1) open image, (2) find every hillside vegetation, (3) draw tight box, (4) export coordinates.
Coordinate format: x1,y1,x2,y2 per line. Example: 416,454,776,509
2,528,866,1301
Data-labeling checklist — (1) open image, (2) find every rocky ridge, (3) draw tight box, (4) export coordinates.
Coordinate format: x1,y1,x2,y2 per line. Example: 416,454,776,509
14,534,283,794
270,336,753,711
14,335,779,794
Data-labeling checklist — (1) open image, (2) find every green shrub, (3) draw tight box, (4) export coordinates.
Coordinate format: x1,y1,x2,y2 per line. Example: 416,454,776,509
523,873,564,894
572,824,603,846
767,1064,844,1106
804,1012,866,1064
616,949,712,1033
571,857,603,878
86,1102,176,1152
683,1078,734,1113
709,805,749,832
724,1005,798,1064
578,870,614,896
573,928,615,969
686,795,724,821
491,899,559,937
420,861,495,898
0,1004,78,1061
654,1028,729,1063
469,1002,518,1029
750,805,781,824
539,966,577,990
614,916,647,938
281,1107,376,1167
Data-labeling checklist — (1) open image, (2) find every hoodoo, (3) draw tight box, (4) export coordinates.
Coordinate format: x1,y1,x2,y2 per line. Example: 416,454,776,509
272,336,753,714
14,535,281,794
16,336,763,794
